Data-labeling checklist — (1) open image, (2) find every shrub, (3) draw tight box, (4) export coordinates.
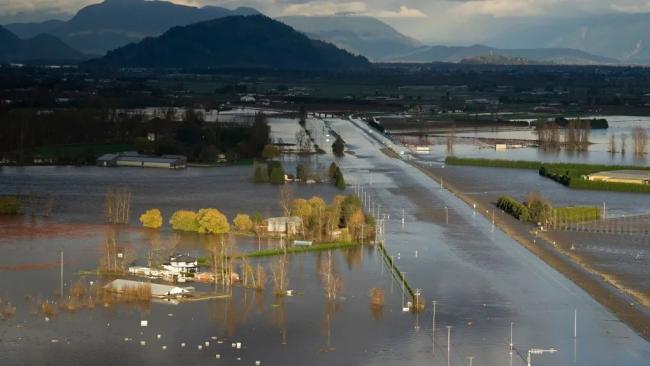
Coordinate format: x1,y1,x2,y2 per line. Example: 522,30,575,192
139,209,163,229
268,160,285,185
233,214,254,232
334,169,346,190
0,196,21,215
496,196,530,222
169,210,200,232
196,208,230,235
262,144,280,160
332,136,345,157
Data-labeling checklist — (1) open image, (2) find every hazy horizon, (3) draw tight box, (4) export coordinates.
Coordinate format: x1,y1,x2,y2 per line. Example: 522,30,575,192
2,0,649,45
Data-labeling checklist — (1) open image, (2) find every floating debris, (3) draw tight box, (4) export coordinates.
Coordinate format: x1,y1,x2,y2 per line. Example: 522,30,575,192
198,345,203,350
140,341,146,346
181,342,186,348
157,334,161,339
215,354,221,359
255,361,261,366
236,342,242,349
140,320,148,327
162,346,167,350
205,341,210,347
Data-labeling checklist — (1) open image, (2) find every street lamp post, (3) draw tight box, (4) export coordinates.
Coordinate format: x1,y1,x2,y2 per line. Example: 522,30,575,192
447,326,452,366
527,348,557,366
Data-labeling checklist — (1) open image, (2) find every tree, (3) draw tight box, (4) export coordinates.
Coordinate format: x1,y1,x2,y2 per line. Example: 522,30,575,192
525,192,552,226
296,164,307,181
253,162,267,183
196,208,230,235
632,127,648,156
250,112,271,156
269,165,286,185
308,196,327,240
0,196,21,215
291,198,312,236
332,136,345,157
298,104,307,127
334,168,345,190
262,144,280,160
328,162,338,179
347,208,365,241
233,214,254,232
139,209,163,229
198,144,219,163
170,210,200,232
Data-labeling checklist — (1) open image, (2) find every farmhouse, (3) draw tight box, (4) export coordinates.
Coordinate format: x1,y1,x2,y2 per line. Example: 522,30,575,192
586,170,650,185
267,217,302,235
97,151,187,169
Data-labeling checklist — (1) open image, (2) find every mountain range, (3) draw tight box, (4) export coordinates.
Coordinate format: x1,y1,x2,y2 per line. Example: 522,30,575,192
0,25,86,63
486,13,650,65
86,15,369,70
278,15,421,61
3,0,650,66
5,0,259,55
385,44,618,65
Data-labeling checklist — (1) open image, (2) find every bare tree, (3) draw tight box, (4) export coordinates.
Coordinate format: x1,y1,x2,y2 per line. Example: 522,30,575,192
609,134,617,154
621,134,627,155
446,124,456,153
279,185,293,217
632,127,648,156
104,187,131,224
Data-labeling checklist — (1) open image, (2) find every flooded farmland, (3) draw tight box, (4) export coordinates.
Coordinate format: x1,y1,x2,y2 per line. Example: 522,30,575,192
1,116,649,366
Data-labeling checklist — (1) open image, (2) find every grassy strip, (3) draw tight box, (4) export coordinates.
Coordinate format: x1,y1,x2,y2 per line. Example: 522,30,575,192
377,242,415,298
445,156,542,170
198,242,358,264
446,157,650,193
553,206,601,222
244,242,356,258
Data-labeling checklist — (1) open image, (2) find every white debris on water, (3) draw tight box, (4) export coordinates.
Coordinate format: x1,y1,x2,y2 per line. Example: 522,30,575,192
215,354,221,359
140,341,146,346
205,341,210,347
236,342,242,349
157,334,161,339
162,346,167,350
140,320,148,327
181,342,186,348
198,345,203,350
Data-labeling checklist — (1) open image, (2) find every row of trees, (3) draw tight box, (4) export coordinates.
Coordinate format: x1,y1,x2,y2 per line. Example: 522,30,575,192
536,121,591,150
0,108,271,164
609,127,648,156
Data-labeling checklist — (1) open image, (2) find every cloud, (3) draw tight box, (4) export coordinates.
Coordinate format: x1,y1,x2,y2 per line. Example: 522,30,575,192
280,1,426,18
372,5,427,18
281,1,367,16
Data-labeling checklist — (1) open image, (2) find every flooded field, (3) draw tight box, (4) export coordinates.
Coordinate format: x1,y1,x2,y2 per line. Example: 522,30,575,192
1,116,649,365
415,116,650,166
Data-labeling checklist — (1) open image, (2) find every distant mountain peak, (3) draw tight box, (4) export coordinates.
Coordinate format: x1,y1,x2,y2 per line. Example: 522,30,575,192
86,15,369,70
4,0,262,55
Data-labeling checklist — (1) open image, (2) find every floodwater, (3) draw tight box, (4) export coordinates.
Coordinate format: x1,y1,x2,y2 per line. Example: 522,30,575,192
421,116,650,166
0,116,649,365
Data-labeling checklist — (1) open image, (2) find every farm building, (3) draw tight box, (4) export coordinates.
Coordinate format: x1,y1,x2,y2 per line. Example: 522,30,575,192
267,217,302,235
104,279,194,298
162,254,198,277
585,170,650,185
97,151,186,169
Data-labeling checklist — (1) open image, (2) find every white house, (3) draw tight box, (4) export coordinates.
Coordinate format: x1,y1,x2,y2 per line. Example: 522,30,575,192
267,217,302,235
162,254,198,277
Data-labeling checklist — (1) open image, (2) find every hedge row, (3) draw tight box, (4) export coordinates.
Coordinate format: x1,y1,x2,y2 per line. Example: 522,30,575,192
496,196,530,222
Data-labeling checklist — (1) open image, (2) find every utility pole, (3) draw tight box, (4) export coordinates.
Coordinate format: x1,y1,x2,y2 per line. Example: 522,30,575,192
574,309,577,338
445,206,449,225
509,322,514,366
402,209,405,227
432,300,437,354
447,326,452,366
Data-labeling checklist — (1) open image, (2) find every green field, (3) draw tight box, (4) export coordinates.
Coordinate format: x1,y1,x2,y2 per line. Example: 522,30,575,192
446,157,650,193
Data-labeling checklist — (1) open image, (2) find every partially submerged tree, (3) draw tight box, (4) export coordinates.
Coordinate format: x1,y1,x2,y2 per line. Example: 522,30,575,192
632,126,648,156
332,136,345,157
139,209,163,229
196,208,230,235
233,214,254,232
169,210,200,232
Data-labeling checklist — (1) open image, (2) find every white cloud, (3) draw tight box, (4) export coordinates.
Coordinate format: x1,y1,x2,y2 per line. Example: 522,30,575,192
280,1,426,18
281,1,367,16
371,5,427,18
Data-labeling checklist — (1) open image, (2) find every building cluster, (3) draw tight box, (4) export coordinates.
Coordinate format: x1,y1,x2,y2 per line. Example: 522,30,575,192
97,151,187,169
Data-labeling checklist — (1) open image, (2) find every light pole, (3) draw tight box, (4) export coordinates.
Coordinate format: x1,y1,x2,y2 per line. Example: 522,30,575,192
432,300,437,354
527,348,557,366
468,356,474,366
447,326,453,366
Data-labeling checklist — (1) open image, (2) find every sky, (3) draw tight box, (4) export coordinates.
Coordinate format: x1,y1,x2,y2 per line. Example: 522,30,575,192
1,0,650,43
